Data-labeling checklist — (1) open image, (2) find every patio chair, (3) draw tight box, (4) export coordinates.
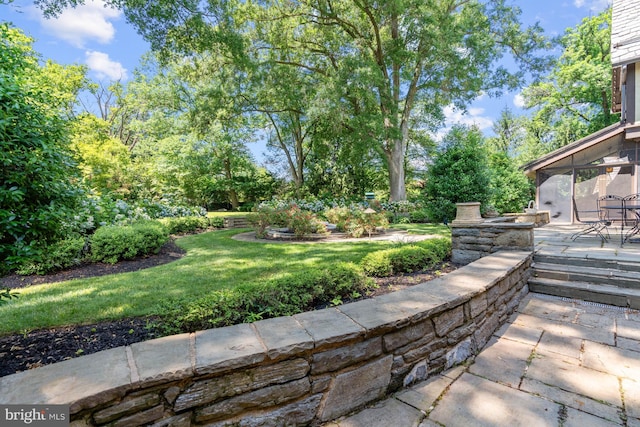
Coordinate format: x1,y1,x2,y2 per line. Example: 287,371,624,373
571,197,611,241
599,194,624,226
622,194,640,242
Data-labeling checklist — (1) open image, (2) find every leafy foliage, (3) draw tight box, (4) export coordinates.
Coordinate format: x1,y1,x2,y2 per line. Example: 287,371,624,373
248,203,328,238
424,126,492,222
90,220,169,264
0,287,19,305
160,262,375,333
158,216,211,234
16,236,87,275
521,8,617,153
487,152,535,214
0,24,85,273
34,0,550,202
324,206,389,238
360,238,451,277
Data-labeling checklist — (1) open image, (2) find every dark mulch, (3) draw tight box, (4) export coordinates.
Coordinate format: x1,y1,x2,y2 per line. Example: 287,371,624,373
1,239,186,290
0,239,455,377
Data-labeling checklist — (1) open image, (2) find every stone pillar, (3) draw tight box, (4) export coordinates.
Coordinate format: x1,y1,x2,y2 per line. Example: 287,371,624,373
451,222,534,265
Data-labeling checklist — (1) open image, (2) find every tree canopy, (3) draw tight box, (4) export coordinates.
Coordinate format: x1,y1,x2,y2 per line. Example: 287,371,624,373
36,0,551,201
0,23,85,271
521,7,617,153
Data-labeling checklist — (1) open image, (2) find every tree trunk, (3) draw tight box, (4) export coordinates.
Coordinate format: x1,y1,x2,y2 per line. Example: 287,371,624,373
224,158,240,210
386,138,406,202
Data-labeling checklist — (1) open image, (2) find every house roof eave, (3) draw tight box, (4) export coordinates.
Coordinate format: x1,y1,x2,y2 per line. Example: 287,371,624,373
521,122,626,178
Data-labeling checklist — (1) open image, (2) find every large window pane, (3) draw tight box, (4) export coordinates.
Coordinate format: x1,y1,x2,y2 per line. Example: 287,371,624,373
539,170,572,223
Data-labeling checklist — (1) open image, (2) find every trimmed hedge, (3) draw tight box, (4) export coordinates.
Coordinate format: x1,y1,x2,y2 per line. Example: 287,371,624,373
360,237,451,277
16,236,87,275
159,216,210,234
90,220,169,264
160,262,376,333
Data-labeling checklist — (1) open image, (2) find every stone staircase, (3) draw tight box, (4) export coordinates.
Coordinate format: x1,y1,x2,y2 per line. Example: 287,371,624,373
528,253,640,309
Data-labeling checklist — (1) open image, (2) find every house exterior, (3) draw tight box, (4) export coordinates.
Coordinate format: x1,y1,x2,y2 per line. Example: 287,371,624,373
522,0,640,224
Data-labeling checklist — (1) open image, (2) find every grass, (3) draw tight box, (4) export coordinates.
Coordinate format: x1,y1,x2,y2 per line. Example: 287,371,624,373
0,225,450,336
392,223,451,238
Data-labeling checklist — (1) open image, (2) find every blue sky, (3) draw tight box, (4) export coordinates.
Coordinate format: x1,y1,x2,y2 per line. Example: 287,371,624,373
2,0,611,154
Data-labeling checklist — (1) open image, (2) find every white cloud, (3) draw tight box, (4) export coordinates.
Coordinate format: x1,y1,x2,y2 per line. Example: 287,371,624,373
513,93,526,108
573,0,610,11
432,104,494,141
443,105,493,130
85,51,128,80
38,0,122,48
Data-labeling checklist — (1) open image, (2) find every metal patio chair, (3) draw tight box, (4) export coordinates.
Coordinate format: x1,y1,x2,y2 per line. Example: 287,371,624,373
598,194,624,227
571,197,611,241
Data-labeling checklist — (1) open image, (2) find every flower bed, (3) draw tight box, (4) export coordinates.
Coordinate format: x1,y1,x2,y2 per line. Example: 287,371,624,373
249,202,389,240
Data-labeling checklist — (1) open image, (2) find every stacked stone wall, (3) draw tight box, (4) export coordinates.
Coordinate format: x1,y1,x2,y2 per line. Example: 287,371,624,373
0,252,532,426
452,222,534,264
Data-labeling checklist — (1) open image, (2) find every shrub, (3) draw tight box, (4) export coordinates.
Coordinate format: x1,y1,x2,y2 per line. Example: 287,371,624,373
324,206,388,237
361,238,451,277
424,125,492,222
415,238,452,260
249,203,327,238
90,220,169,264
16,236,88,275
409,209,430,223
209,216,224,228
159,216,210,234
159,263,375,333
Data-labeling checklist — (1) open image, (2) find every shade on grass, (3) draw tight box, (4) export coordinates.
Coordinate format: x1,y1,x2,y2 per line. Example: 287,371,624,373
0,226,450,335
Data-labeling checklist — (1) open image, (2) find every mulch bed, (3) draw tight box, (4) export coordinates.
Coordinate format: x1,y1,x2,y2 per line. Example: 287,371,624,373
0,238,455,378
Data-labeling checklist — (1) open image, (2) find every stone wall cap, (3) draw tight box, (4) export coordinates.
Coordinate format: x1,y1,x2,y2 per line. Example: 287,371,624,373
254,316,314,360
130,332,193,385
195,323,266,375
0,347,131,412
294,308,364,348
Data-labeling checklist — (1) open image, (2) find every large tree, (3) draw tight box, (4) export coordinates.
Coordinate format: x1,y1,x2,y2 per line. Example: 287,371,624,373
0,24,84,271
521,8,617,152
38,0,549,201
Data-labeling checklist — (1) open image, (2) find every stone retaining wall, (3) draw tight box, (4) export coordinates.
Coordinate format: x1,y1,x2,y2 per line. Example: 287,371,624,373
452,222,534,265
0,251,532,427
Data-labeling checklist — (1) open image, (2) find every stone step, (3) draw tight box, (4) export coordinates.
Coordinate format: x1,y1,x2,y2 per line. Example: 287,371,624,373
224,216,250,228
532,262,640,290
528,277,640,309
533,253,640,272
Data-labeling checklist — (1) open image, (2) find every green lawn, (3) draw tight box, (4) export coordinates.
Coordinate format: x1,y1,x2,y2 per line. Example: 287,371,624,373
1,225,449,336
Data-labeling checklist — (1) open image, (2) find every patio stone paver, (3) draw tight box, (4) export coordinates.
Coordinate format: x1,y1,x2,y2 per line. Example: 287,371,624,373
562,407,623,427
467,337,533,387
525,352,622,407
617,317,640,341
492,319,543,346
325,397,423,427
324,293,638,427
520,377,623,423
618,336,640,352
535,332,583,360
394,376,451,411
582,340,640,378
622,378,640,419
428,373,561,427
509,312,616,345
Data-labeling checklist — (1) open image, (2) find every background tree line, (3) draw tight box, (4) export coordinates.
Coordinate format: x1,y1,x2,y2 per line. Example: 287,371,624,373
1,5,615,268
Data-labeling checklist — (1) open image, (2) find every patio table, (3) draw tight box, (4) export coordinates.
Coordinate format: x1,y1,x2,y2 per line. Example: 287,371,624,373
603,204,640,245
